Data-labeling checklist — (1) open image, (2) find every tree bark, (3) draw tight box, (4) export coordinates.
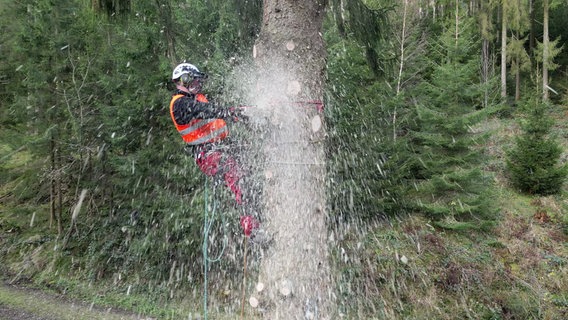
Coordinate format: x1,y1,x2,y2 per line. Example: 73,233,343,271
501,5,508,100
514,30,522,102
455,0,459,47
515,60,521,101
57,146,63,236
529,0,535,67
482,38,490,108
250,0,332,319
50,132,56,228
480,0,492,109
396,0,408,96
542,0,549,101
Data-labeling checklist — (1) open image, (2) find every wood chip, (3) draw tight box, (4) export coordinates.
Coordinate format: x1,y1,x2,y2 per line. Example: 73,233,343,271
311,115,322,133
279,279,292,297
249,296,259,308
286,40,296,51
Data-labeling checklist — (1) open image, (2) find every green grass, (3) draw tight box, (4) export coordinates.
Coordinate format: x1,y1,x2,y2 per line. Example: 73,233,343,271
0,281,142,320
333,207,568,319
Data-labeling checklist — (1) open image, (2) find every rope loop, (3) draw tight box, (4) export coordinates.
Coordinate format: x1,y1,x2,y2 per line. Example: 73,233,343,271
202,179,228,319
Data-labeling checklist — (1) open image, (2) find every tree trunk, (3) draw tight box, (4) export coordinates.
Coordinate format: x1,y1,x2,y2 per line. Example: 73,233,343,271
50,132,56,228
57,147,63,236
480,0,492,109
250,0,331,318
482,38,490,108
529,0,535,67
396,0,408,96
394,0,410,141
515,61,521,101
455,0,459,47
501,5,507,100
515,31,521,102
542,0,549,101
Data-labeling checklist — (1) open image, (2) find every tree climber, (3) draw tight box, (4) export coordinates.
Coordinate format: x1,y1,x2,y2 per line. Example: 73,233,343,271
169,62,259,237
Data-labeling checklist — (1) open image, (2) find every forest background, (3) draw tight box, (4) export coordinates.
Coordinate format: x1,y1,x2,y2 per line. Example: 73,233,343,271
1,0,568,319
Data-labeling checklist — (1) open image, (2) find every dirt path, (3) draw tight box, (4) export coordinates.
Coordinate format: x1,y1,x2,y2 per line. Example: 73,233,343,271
0,281,153,320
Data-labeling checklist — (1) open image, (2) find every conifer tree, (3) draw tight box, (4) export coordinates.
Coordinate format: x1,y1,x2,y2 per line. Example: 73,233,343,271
0,0,219,290
326,32,402,219
406,17,496,228
506,99,567,194
329,0,389,75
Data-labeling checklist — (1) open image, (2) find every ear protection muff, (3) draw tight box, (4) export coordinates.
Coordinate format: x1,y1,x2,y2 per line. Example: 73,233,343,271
180,73,191,85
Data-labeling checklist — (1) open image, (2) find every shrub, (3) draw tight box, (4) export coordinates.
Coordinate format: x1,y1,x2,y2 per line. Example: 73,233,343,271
506,100,568,195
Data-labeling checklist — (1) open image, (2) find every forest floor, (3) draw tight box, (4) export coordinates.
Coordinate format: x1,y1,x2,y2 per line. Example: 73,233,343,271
0,278,153,320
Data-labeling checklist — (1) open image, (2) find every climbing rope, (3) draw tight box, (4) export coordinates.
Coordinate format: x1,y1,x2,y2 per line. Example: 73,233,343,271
240,236,249,320
202,179,228,320
201,179,252,320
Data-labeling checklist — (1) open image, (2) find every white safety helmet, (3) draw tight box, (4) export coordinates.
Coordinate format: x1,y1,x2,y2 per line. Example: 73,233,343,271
171,63,205,81
172,63,207,94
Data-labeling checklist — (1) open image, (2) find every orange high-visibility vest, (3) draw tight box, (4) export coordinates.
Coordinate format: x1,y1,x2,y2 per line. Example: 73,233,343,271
169,93,228,145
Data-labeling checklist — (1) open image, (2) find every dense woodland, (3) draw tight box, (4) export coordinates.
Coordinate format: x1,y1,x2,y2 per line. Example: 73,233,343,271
1,0,568,319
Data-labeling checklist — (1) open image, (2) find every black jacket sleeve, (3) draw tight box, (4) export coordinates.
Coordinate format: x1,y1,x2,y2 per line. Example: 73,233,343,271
172,95,228,125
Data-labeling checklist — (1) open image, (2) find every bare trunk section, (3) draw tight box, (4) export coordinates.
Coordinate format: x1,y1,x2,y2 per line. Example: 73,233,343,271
501,7,507,100
394,0,409,142
396,0,408,96
455,0,459,47
50,127,63,235
529,0,535,67
50,133,56,228
542,0,549,101
515,63,521,101
480,0,491,109
514,32,521,102
57,148,63,236
482,38,490,108
248,0,332,319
